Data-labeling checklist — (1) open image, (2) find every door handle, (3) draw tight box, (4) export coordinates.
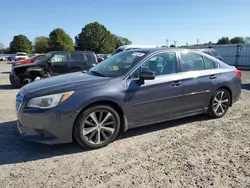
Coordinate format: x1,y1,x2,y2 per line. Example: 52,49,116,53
209,75,217,79
171,81,182,87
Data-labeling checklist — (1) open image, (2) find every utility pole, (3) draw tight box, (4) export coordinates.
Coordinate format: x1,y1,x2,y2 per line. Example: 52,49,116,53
197,38,200,45
166,39,169,47
173,40,177,46
0,42,4,54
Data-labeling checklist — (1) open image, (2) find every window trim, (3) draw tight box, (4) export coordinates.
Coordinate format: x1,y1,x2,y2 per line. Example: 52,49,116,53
124,51,179,81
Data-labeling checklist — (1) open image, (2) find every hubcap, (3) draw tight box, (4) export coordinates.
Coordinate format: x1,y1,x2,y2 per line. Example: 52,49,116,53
82,110,116,144
213,91,229,115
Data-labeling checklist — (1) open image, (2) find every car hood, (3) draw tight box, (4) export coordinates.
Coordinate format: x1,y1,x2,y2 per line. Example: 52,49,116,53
21,72,111,98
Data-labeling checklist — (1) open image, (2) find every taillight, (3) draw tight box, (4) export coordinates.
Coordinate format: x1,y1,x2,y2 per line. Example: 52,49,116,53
234,70,242,78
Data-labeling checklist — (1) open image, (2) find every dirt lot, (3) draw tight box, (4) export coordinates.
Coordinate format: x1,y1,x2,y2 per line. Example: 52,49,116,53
0,61,249,188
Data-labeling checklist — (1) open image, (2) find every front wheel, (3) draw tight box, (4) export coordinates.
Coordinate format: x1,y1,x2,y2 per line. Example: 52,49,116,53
74,105,121,149
208,89,231,118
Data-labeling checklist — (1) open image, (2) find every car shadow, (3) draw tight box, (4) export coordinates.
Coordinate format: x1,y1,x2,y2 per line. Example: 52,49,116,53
0,115,209,165
0,84,16,90
242,83,250,90
0,71,10,74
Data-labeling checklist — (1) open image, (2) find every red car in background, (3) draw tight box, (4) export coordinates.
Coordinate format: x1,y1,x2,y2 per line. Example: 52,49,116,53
12,54,45,66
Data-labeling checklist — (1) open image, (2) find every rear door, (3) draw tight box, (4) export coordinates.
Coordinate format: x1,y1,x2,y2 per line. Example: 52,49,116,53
68,52,95,72
179,51,221,111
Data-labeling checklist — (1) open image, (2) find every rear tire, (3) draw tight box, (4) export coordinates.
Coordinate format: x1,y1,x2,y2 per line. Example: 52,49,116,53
208,88,230,118
74,105,121,149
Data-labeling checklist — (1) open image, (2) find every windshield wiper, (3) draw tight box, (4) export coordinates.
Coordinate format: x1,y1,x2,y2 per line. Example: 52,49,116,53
88,70,106,77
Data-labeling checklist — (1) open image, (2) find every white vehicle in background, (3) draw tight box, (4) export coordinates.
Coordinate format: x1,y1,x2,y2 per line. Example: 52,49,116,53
0,56,7,61
113,45,158,55
15,52,28,61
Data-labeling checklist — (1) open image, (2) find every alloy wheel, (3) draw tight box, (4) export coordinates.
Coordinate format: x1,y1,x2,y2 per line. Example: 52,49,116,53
82,110,116,144
213,91,229,115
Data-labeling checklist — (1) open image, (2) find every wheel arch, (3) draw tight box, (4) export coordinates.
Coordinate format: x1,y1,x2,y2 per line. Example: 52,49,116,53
72,100,128,141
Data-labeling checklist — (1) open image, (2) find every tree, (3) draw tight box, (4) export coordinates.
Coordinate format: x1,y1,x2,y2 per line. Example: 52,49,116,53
75,22,117,54
230,37,245,44
0,42,4,54
244,37,250,43
48,28,74,51
9,35,32,53
170,44,176,47
216,37,230,44
4,47,10,54
113,35,132,48
34,36,49,53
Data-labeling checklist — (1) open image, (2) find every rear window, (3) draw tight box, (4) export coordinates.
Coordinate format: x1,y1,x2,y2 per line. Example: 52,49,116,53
71,52,96,64
71,53,88,61
211,49,219,56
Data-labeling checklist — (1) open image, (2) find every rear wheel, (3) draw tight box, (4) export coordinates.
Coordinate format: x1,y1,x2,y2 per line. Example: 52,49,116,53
74,105,121,149
208,89,230,118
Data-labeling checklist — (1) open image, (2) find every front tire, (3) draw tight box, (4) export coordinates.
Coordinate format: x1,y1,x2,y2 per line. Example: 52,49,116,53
9,73,22,88
208,89,230,118
74,105,121,149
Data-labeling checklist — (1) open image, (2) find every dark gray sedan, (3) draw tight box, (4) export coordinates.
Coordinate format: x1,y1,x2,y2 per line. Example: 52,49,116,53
16,48,241,149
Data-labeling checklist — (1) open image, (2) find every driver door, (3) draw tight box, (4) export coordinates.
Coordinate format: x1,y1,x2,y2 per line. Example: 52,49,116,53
48,53,69,75
123,52,184,127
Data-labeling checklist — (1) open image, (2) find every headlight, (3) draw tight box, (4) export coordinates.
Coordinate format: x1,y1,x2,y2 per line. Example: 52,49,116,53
27,91,74,109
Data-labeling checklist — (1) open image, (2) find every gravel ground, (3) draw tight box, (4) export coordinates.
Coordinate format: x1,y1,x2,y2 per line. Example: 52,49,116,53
0,61,250,188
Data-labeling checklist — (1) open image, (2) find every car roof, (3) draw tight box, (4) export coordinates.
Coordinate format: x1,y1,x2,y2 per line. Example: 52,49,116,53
48,51,95,54
117,45,158,50
129,47,194,53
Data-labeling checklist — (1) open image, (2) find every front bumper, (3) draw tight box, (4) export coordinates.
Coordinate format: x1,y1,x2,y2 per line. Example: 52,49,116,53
16,106,79,145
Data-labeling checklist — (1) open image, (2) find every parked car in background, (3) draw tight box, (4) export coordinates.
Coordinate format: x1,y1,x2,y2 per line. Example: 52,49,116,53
10,51,98,87
195,48,223,61
15,48,241,149
15,52,29,61
7,55,18,61
0,56,7,61
113,45,158,55
12,54,45,66
96,54,105,63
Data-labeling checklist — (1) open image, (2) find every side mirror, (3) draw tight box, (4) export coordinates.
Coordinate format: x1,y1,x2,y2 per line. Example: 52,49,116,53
140,70,155,80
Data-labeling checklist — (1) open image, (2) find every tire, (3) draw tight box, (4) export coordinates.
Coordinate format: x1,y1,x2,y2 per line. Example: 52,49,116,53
74,105,121,149
208,88,231,118
9,73,22,88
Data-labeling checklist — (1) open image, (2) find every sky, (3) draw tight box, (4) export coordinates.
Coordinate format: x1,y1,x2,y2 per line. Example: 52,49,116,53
0,0,250,47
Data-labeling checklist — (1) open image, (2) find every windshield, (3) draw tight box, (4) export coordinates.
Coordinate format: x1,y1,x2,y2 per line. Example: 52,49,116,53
89,50,147,77
16,53,26,56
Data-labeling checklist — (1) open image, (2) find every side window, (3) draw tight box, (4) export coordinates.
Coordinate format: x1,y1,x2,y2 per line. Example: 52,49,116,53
50,54,69,63
130,52,177,78
71,53,88,61
203,57,215,69
180,52,205,72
